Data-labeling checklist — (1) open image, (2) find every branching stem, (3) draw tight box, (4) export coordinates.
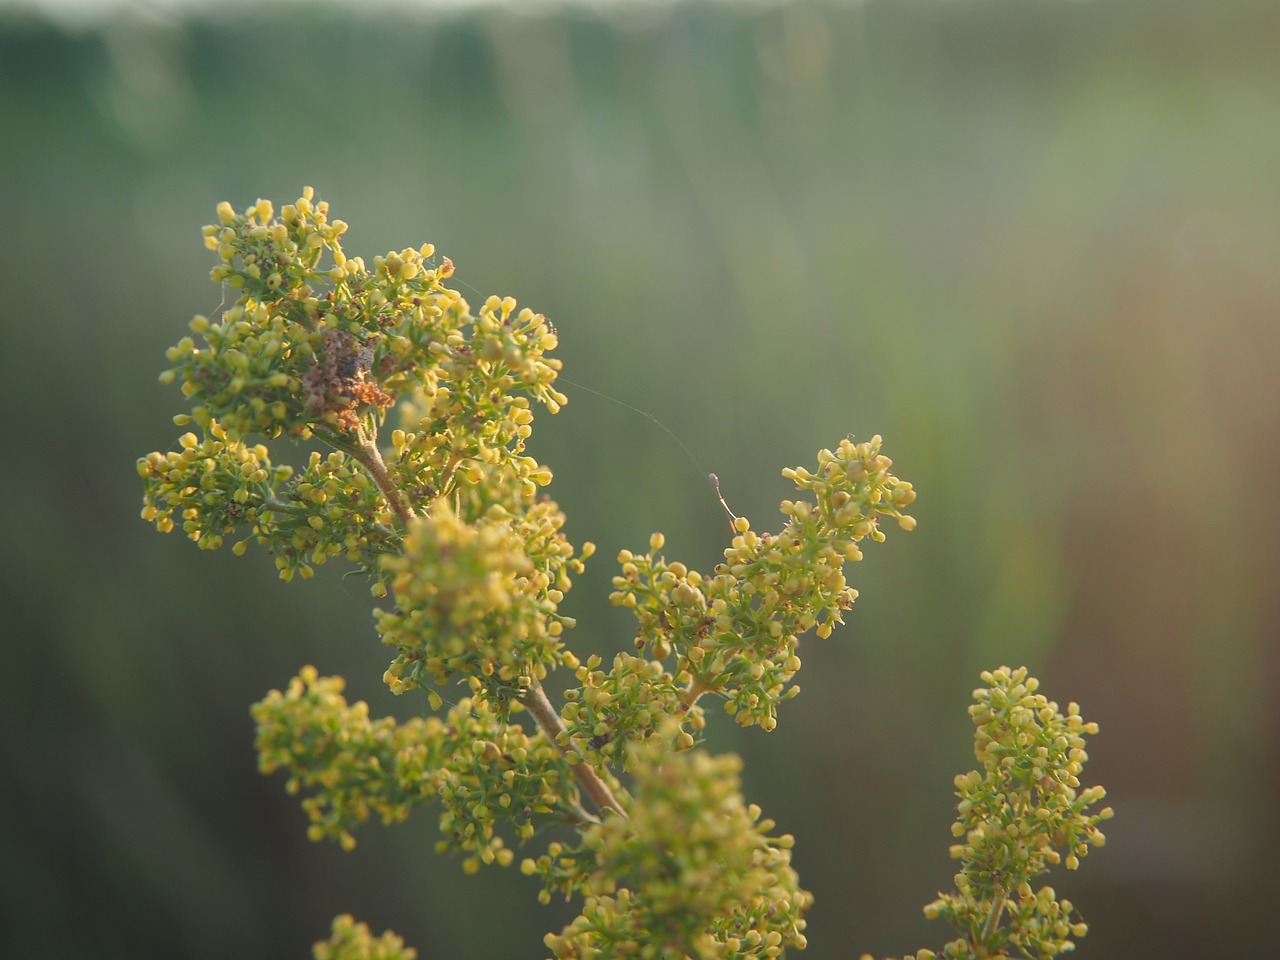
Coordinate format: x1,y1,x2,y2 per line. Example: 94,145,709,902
521,679,627,820
348,425,416,528
330,419,623,820
680,672,715,709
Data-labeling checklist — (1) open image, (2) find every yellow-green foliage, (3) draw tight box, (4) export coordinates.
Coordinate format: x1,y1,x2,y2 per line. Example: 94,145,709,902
140,191,1105,960
252,666,577,867
922,667,1111,960
536,725,812,959
313,914,416,960
609,435,916,733
377,497,588,703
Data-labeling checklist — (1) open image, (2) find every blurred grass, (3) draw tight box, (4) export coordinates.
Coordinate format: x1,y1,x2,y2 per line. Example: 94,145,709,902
1,0,1278,957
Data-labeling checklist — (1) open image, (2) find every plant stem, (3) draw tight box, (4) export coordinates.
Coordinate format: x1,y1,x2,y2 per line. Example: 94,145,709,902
521,679,627,819
980,884,1006,947
331,422,621,821
349,425,416,528
262,496,308,515
680,672,714,709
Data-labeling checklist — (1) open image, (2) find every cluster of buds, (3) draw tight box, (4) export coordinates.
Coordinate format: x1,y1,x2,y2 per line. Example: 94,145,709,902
376,499,591,704
528,723,811,959
175,189,419,440
252,667,580,870
608,436,916,732
136,191,1103,960
138,191,916,959
557,651,707,771
140,187,568,578
877,666,1112,960
137,423,292,551
138,431,394,583
312,914,416,960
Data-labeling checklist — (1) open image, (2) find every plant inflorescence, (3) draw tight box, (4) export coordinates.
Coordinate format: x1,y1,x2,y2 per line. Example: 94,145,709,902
873,666,1113,960
138,190,1106,959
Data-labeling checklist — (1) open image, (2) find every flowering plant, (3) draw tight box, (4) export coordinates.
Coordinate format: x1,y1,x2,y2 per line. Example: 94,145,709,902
138,190,1107,960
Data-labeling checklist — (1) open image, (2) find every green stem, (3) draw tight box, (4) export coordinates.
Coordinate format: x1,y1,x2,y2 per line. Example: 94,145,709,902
561,797,600,828
979,884,1007,947
262,496,308,515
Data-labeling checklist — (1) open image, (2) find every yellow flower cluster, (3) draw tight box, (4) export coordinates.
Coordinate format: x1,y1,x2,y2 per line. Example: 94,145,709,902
428,292,567,415
533,726,811,959
162,189,567,520
258,448,400,583
376,499,588,701
252,668,576,871
609,436,916,732
432,693,580,872
907,667,1112,960
141,192,986,960
252,667,441,851
557,652,708,771
143,188,575,583
139,426,394,582
312,914,416,960
385,297,566,517
137,422,291,550
177,188,433,440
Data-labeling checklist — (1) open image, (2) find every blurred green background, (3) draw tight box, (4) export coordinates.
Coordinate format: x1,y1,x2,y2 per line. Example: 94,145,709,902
2,0,1277,957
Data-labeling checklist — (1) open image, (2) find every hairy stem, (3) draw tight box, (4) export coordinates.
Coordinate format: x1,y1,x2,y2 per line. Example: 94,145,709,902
349,426,415,529
680,672,714,709
521,679,627,819
262,496,308,515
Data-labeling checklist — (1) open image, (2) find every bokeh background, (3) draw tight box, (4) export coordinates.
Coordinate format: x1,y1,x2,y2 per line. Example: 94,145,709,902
2,0,1278,957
